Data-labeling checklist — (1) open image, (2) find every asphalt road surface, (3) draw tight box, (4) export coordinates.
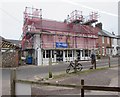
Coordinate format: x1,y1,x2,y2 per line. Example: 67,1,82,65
17,57,118,79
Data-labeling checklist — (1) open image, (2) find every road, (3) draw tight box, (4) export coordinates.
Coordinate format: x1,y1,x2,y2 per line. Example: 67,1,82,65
1,57,119,95
17,57,118,79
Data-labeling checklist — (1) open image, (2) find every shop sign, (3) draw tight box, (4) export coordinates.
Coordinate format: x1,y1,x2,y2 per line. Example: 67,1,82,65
56,42,68,48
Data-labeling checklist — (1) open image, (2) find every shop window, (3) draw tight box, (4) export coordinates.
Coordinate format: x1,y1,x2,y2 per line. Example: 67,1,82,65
85,50,88,57
68,50,72,57
46,50,51,58
82,50,84,57
65,50,67,57
43,50,45,58
89,50,91,56
52,50,54,58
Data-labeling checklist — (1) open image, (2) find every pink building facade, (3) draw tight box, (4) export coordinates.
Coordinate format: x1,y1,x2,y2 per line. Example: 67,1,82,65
22,7,99,66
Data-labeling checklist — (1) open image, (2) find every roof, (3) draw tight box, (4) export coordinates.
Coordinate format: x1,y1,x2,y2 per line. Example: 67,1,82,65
116,35,120,39
98,30,116,38
0,36,21,49
34,19,98,35
0,36,5,40
6,39,21,47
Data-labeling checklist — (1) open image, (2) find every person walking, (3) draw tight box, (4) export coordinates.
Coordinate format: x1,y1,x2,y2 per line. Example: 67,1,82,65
90,52,96,69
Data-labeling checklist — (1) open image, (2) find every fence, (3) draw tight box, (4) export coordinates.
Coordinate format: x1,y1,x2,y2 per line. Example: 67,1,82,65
10,69,120,96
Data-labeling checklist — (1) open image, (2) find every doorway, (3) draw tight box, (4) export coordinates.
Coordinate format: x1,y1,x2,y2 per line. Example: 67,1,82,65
56,50,63,62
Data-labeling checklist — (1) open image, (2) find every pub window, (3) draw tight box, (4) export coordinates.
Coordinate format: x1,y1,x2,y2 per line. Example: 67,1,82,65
82,50,84,57
43,50,45,58
46,50,51,58
85,50,88,57
52,50,54,58
89,50,91,56
68,50,72,57
65,50,67,57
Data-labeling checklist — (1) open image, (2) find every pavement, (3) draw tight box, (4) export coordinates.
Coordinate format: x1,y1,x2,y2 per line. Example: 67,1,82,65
17,60,92,69
1,59,98,69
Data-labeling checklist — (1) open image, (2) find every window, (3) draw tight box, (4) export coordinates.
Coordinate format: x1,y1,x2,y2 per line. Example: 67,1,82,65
102,48,105,55
85,50,88,57
107,37,109,44
43,50,45,58
65,50,67,57
112,39,114,45
47,35,53,41
111,49,112,55
68,50,72,57
52,50,54,58
102,36,104,43
106,48,109,55
58,35,63,40
82,50,84,57
98,48,100,55
46,50,51,58
89,50,91,56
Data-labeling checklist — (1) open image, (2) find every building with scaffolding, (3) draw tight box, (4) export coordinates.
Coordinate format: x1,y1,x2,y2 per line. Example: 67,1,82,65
22,7,99,66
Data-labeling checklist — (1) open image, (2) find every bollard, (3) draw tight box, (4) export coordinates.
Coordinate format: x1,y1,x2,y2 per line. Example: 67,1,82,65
94,60,96,69
49,58,52,78
108,56,111,67
81,79,84,97
74,60,78,73
10,69,16,96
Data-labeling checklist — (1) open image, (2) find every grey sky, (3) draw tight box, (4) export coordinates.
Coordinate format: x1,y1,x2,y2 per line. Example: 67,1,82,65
0,0,118,40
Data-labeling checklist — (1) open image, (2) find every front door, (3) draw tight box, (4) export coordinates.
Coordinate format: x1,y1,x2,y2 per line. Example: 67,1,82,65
56,50,63,62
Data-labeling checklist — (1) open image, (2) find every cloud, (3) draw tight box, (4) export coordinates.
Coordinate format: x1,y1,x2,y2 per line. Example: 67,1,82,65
62,0,118,17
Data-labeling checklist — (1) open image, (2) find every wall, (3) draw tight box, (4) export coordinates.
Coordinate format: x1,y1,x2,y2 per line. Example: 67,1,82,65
97,35,113,56
2,51,19,67
41,32,97,49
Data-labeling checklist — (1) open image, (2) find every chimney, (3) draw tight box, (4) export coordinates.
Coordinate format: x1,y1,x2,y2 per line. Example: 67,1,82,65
112,32,115,35
95,22,102,30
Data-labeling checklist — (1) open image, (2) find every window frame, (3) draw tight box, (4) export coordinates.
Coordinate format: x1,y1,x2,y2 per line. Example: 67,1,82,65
102,36,104,43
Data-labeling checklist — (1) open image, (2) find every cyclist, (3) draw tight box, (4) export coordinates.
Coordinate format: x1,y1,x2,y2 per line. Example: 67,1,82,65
66,59,83,73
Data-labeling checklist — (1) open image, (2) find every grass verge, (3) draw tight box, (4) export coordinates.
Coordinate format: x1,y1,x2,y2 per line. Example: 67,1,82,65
51,65,118,80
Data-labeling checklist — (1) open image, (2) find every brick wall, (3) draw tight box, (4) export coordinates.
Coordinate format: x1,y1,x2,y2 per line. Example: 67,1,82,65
2,51,19,68
97,36,112,56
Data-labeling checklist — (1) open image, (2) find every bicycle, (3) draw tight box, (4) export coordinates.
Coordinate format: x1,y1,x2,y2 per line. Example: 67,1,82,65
66,60,83,73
